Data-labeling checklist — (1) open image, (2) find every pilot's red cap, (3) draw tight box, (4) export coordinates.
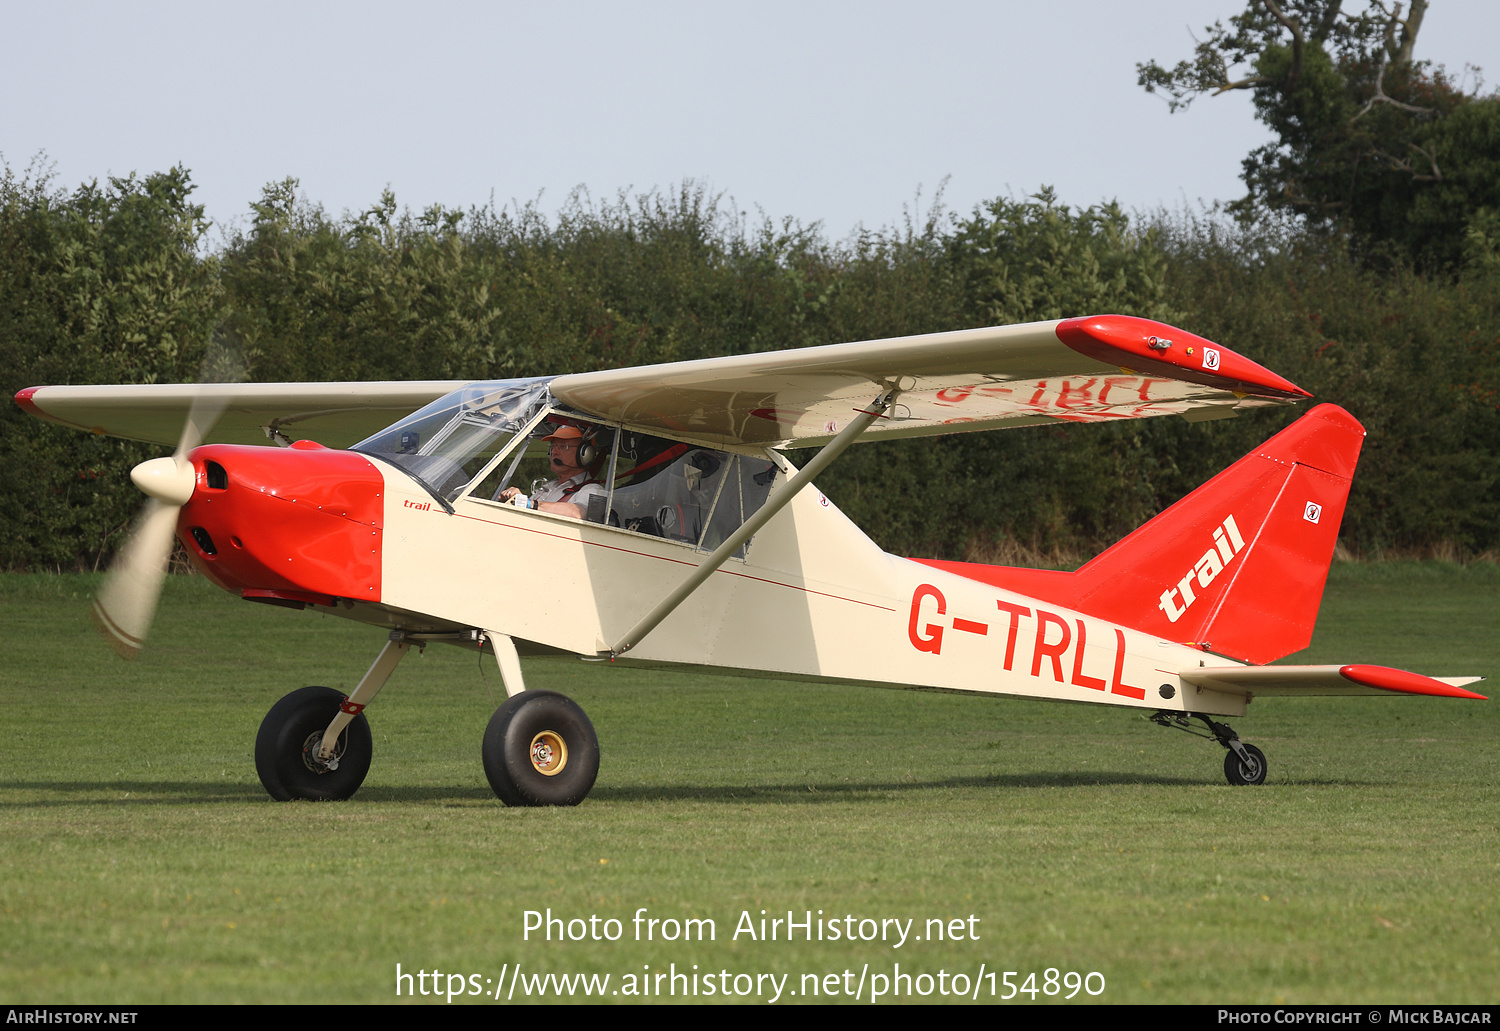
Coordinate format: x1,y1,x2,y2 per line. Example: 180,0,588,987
542,425,586,443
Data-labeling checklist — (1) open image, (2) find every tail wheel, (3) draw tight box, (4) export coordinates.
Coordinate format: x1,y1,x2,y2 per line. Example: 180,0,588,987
255,686,372,801
1224,742,1268,786
482,691,599,806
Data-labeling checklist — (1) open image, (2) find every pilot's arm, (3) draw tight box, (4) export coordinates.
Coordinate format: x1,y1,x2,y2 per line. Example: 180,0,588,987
499,482,603,520
538,481,605,519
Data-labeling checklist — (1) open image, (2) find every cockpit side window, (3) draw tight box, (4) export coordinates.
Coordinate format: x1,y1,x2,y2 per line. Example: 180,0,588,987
395,396,782,547
697,451,779,555
607,431,779,557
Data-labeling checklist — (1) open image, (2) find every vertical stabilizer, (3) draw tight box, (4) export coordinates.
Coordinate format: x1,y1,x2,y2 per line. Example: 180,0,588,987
913,405,1365,664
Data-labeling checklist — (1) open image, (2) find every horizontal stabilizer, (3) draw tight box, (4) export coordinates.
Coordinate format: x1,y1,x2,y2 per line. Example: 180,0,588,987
1180,664,1487,699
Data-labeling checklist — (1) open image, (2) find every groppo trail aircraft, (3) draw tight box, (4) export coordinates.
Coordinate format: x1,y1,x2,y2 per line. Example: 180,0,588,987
17,314,1486,805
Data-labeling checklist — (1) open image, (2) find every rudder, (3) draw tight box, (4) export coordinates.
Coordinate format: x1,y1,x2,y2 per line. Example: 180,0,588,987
1070,404,1364,662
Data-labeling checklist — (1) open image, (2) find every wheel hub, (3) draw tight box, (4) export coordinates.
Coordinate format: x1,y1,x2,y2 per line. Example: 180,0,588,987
529,731,568,776
301,730,344,774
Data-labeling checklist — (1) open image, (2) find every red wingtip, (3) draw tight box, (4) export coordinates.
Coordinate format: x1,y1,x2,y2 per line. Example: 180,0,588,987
1339,664,1488,699
14,386,96,431
1056,315,1310,400
14,387,52,421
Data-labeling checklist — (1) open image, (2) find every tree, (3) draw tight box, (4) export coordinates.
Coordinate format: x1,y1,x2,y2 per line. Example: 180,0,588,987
0,162,223,569
1138,1,1500,268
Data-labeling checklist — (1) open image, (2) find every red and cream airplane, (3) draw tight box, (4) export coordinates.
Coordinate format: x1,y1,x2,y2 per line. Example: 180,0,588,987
17,314,1486,805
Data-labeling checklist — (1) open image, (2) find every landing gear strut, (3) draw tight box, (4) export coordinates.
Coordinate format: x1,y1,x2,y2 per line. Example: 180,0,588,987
252,629,602,805
255,634,411,802
1150,712,1268,786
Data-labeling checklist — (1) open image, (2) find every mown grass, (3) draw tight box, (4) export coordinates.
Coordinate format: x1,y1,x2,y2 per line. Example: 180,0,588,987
0,564,1494,1005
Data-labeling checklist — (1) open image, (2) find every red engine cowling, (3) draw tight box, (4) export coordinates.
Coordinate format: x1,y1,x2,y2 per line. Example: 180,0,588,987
176,442,385,607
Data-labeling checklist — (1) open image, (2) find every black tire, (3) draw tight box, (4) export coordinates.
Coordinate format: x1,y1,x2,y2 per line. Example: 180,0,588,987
482,691,599,806
255,686,372,801
1224,742,1268,786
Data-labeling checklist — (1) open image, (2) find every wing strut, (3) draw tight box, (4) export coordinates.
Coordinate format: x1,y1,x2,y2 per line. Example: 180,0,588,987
607,387,901,658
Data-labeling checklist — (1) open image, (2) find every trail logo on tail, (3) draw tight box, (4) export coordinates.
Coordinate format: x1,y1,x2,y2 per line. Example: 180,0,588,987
1157,515,1246,623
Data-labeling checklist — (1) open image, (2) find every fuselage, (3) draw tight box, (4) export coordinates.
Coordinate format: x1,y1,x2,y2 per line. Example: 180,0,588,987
177,441,1245,717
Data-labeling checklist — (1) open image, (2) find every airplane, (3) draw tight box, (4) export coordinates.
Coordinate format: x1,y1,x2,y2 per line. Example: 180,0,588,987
16,313,1487,805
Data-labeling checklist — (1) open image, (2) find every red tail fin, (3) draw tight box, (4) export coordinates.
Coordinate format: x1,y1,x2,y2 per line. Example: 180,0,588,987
914,405,1365,664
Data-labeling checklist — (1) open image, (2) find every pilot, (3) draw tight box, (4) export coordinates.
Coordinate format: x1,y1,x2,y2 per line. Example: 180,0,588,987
499,424,606,520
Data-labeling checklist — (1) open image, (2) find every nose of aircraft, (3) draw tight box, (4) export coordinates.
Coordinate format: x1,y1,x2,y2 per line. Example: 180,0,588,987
176,442,385,606
130,455,197,506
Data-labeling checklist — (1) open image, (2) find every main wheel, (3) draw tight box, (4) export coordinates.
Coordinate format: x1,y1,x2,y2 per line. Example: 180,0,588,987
255,686,372,801
1224,742,1268,786
482,691,599,806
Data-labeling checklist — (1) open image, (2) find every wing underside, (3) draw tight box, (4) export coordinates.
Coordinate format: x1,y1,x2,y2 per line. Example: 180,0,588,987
16,381,470,448
16,315,1308,451
549,314,1309,447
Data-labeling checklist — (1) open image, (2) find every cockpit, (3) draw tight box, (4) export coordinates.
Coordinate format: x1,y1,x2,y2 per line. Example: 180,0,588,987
351,379,780,558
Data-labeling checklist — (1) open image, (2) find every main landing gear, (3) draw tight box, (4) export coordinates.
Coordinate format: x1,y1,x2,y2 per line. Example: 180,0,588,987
253,630,601,806
1150,712,1268,786
481,691,599,806
255,685,373,800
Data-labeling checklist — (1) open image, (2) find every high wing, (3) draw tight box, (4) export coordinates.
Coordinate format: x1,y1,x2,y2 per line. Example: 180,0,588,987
16,315,1306,451
549,314,1309,448
15,381,469,449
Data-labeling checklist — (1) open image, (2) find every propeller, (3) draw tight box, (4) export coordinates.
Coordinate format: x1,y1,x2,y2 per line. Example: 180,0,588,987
93,346,238,657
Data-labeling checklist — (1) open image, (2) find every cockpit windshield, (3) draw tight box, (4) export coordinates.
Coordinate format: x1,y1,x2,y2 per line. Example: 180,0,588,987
351,378,553,504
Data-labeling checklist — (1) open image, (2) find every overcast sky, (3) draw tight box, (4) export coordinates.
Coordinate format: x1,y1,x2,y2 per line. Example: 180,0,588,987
3,1,1495,243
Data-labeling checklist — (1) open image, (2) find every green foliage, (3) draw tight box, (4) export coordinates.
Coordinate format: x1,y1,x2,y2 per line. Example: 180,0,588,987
1158,213,1500,553
2,160,1496,568
1402,98,1500,268
825,191,1187,561
948,187,1178,326
0,161,221,569
219,181,960,383
1139,0,1500,269
222,181,505,381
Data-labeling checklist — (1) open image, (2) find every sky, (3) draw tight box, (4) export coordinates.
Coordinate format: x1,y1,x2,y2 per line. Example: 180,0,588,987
3,1,1495,244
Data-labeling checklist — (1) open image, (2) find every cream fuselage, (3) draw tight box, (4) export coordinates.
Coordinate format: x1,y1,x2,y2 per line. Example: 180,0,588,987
376,457,1245,717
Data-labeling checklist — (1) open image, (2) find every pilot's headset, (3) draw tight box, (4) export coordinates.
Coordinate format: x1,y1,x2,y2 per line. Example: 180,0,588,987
575,428,599,468
543,423,607,470
577,427,614,470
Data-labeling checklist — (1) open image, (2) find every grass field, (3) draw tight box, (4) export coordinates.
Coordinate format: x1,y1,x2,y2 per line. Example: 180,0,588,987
0,563,1495,1005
